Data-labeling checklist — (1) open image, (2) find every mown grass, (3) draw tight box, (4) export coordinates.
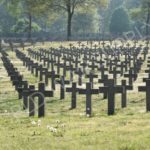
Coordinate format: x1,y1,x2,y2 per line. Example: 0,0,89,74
0,41,150,150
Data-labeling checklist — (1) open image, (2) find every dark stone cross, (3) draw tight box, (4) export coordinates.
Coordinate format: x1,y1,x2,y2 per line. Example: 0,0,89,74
56,76,70,99
109,67,121,84
145,68,150,74
99,75,109,99
12,75,24,91
40,67,47,82
69,43,73,49
99,79,123,115
101,41,105,48
22,83,53,117
75,68,84,86
124,68,137,86
138,79,150,112
49,71,60,90
81,44,85,49
79,83,99,116
35,64,42,78
146,40,149,47
107,60,113,71
44,69,60,89
17,81,29,110
85,72,98,88
8,40,14,51
31,63,38,74
77,41,82,47
89,41,93,49
80,60,88,74
127,43,130,49
27,60,34,71
74,57,80,68
134,40,138,47
119,80,133,108
66,82,79,109
117,62,126,76
17,80,28,99
94,44,98,50
98,65,108,79
88,58,98,71
48,58,56,71
68,64,75,82
20,41,25,50
55,55,61,74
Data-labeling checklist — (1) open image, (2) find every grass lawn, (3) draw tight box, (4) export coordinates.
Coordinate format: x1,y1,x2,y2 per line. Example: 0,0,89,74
0,41,150,150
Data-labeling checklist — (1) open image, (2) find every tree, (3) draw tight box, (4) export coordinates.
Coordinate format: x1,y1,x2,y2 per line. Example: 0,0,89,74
1,0,48,39
109,7,130,35
49,0,107,40
97,0,124,36
141,0,150,37
72,12,95,35
0,5,15,35
11,18,41,33
128,0,150,37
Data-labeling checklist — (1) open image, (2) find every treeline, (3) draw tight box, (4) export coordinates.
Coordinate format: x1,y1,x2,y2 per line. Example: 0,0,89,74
0,0,149,40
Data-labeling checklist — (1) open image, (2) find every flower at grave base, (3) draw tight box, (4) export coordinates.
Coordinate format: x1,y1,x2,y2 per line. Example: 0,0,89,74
49,127,54,132
46,125,50,129
31,121,36,125
49,127,57,133
38,119,41,126
4,110,8,113
38,123,41,127
52,128,57,133
87,114,90,117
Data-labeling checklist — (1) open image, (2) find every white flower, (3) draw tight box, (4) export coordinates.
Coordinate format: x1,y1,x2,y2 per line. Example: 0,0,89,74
49,127,57,133
37,120,41,126
53,128,57,133
46,125,50,129
38,119,41,123
49,127,54,132
31,121,36,125
60,124,65,128
4,110,7,113
87,114,90,117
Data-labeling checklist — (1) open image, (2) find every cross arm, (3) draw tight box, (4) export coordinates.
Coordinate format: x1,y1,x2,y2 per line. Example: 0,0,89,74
138,86,146,92
99,87,108,93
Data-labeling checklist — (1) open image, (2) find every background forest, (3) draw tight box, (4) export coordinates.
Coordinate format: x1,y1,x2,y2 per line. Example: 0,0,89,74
0,0,149,40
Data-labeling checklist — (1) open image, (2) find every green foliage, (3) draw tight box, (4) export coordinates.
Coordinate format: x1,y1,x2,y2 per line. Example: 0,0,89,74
125,0,141,9
0,5,15,34
130,8,143,21
109,7,130,35
72,13,95,34
11,18,41,33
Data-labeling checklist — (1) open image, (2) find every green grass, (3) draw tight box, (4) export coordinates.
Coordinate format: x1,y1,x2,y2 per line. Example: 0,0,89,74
0,42,150,150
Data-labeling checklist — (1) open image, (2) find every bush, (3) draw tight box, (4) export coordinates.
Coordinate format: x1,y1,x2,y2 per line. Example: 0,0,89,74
11,18,41,33
109,7,130,35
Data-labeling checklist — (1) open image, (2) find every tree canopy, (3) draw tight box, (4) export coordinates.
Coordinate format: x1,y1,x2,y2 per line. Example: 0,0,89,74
0,0,149,40
109,7,130,35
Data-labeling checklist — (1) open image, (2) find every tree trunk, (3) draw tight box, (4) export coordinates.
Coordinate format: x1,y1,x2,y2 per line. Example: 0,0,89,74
28,13,32,40
67,12,72,41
